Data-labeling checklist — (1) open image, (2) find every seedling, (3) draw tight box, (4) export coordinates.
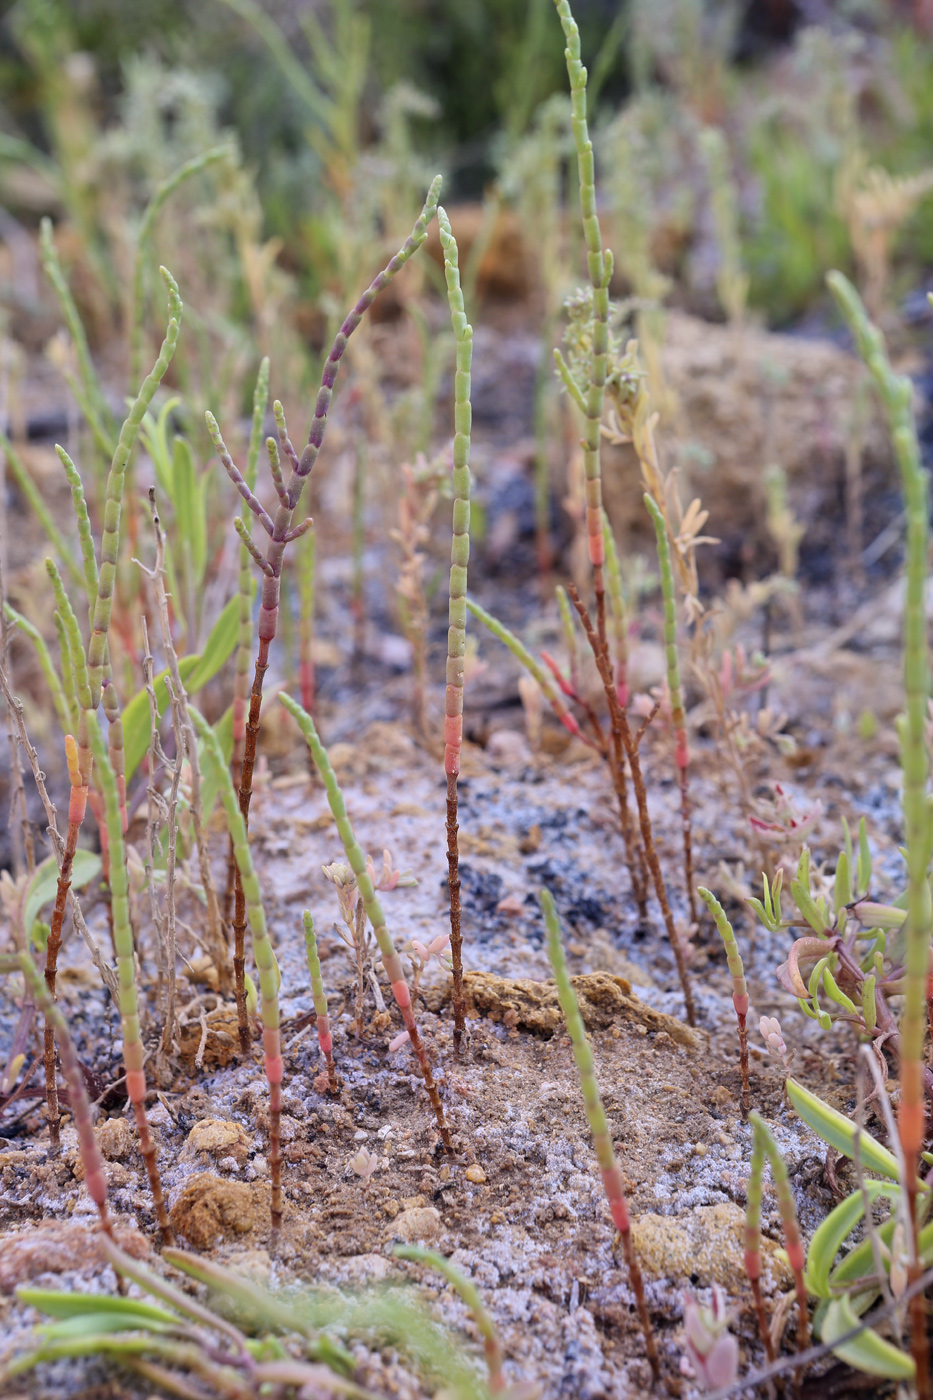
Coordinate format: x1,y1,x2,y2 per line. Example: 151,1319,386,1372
207,178,443,1057
280,692,452,1151
540,888,660,1384
697,887,750,1113
302,911,337,1093
437,204,474,1056
191,707,284,1241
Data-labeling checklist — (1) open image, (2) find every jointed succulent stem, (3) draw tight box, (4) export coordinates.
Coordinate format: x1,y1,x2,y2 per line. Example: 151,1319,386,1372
280,694,452,1150
699,887,750,1114
749,1113,809,1353
208,182,442,1061
438,205,473,1058
645,493,697,925
828,270,931,1397
568,582,696,1025
742,1120,776,1363
192,708,284,1240
86,713,173,1245
541,889,659,1384
303,911,337,1093
553,0,612,649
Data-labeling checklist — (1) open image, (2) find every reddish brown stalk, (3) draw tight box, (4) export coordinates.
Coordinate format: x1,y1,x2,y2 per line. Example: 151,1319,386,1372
679,763,697,926
446,771,464,1055
569,584,696,1027
43,735,89,1153
541,647,648,916
209,182,442,1057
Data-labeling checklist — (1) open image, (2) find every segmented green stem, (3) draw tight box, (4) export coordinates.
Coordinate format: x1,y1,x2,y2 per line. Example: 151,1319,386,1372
41,561,94,1152
87,267,182,708
225,358,269,1019
466,598,592,747
39,218,113,451
302,911,336,1092
556,585,580,694
280,693,451,1150
567,581,695,1021
0,950,113,1236
131,145,233,385
553,0,613,644
297,523,317,715
645,493,696,923
749,1113,809,1352
394,1246,505,1392
0,430,82,586
85,712,173,1245
438,206,473,1057
541,888,659,1382
209,182,441,1064
55,446,99,604
4,605,71,734
828,270,930,1396
601,511,629,705
191,707,283,1239
698,887,750,1115
54,613,78,727
742,1116,775,1361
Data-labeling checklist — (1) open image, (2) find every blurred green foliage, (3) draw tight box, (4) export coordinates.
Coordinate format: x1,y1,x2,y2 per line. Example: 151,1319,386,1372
3,0,933,330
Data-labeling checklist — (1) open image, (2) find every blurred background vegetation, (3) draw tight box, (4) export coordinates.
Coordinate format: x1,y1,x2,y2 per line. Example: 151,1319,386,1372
2,0,933,346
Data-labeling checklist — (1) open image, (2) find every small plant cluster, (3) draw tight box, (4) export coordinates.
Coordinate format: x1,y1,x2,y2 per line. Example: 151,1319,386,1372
1,1,933,1397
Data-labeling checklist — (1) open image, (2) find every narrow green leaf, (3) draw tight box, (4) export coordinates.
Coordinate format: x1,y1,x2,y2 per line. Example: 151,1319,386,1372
17,1289,177,1325
787,1079,900,1179
805,1182,899,1298
821,1294,915,1380
38,1313,175,1340
172,436,207,587
831,1215,933,1290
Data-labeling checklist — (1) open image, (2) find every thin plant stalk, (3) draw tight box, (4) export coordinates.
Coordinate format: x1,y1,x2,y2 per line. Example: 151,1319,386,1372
465,598,593,747
280,693,452,1151
3,606,73,734
351,439,366,658
749,1112,809,1354
645,492,696,924
394,1245,505,1392
224,358,269,981
130,145,233,386
552,0,612,648
698,888,750,1114
0,949,114,1237
0,431,82,588
85,712,173,1245
568,582,696,1025
36,271,182,1145
297,522,317,715
302,911,337,1093
469,594,646,914
438,206,473,1058
601,512,630,705
137,490,230,1009
742,1116,776,1363
0,649,115,998
207,181,441,1058
828,270,931,1396
540,888,660,1384
191,708,284,1240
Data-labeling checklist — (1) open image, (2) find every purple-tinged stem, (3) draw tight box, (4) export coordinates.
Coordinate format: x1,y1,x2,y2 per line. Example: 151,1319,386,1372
206,180,442,1058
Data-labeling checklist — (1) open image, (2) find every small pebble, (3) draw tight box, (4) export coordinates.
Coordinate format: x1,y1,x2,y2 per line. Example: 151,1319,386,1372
465,1164,486,1184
